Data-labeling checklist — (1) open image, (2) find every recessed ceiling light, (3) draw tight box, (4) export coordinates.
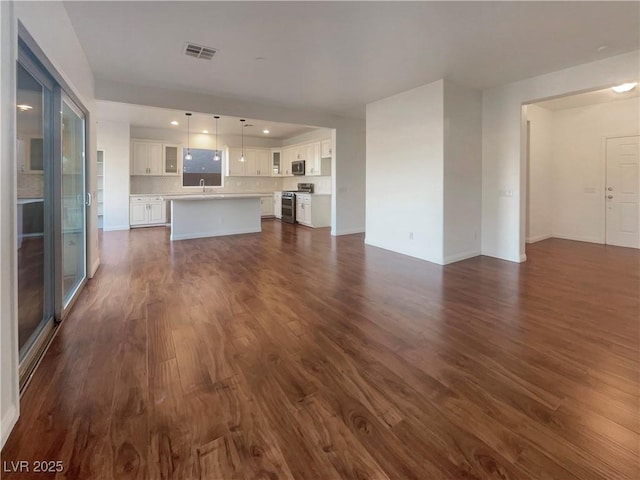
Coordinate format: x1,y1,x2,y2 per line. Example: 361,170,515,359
263,129,270,134
170,120,179,125
612,82,638,93
17,104,32,112
202,130,209,134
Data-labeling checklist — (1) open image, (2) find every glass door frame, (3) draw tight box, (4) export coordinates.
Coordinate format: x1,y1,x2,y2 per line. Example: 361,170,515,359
58,91,87,315
16,40,56,387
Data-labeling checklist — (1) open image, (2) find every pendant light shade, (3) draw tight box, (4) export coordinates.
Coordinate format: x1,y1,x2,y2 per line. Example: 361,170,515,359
184,112,193,161
213,116,220,161
240,118,246,162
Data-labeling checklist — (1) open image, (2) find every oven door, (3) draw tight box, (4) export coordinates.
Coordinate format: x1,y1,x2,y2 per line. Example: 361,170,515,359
281,195,296,223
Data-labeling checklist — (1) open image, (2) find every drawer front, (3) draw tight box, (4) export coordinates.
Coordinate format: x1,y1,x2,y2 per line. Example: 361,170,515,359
130,196,148,203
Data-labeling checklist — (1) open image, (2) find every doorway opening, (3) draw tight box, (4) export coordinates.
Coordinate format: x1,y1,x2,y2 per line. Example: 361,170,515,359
524,83,640,254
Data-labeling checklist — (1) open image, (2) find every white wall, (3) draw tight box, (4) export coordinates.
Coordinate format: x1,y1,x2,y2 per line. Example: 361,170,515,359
482,50,640,262
97,120,130,231
0,0,19,450
2,0,97,447
94,79,366,236
527,97,640,245
366,80,444,263
552,97,640,243
442,80,482,263
525,104,554,242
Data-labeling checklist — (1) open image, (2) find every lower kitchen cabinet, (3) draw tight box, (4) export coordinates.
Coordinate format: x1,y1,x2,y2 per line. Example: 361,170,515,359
295,194,331,228
260,196,275,217
130,196,167,227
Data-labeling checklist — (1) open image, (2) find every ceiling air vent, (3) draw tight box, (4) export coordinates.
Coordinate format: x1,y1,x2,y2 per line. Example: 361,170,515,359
184,42,217,60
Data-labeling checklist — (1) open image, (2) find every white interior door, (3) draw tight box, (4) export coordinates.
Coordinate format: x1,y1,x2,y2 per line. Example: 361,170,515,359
605,135,639,248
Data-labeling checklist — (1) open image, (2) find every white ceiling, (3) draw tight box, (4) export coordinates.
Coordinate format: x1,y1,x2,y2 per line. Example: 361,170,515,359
533,84,640,111
65,2,640,117
96,101,317,139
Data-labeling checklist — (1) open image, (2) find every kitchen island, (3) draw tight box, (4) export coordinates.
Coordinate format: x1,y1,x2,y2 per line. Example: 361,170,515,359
163,193,265,241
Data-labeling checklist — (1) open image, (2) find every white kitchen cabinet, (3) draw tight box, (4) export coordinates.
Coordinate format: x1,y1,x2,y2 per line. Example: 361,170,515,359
271,149,282,176
304,142,331,176
274,192,282,219
227,147,245,176
260,196,275,217
321,139,332,159
295,194,331,228
282,147,295,177
255,149,271,176
130,196,166,227
226,147,271,176
131,140,163,175
163,144,180,175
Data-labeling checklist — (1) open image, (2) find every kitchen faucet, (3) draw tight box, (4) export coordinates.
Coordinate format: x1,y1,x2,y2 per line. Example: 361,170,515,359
199,178,205,192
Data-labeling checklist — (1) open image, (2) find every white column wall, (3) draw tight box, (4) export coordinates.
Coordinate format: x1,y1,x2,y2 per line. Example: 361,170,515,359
0,0,19,449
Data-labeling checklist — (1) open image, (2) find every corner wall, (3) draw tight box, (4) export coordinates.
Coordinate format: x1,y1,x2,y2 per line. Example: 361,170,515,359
442,80,482,263
365,81,445,263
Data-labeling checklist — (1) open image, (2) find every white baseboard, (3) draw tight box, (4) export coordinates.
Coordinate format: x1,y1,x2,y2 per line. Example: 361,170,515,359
1,403,18,449
364,238,444,265
332,227,365,236
551,233,604,245
526,234,552,244
520,253,527,262
103,225,130,232
442,250,481,265
170,227,261,241
481,250,522,263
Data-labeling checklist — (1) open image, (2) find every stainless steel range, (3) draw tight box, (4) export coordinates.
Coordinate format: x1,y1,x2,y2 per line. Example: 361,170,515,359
281,183,314,223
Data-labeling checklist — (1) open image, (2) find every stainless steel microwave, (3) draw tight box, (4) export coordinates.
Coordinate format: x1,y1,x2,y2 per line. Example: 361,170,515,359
292,160,305,175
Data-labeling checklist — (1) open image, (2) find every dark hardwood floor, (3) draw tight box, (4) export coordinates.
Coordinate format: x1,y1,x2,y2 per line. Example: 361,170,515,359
2,221,639,479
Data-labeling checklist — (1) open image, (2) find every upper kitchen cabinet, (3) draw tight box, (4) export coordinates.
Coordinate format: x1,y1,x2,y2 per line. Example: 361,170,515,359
271,149,281,176
131,140,163,175
321,139,332,159
282,147,295,177
226,146,271,176
305,142,331,176
163,144,180,175
17,137,45,174
227,146,245,176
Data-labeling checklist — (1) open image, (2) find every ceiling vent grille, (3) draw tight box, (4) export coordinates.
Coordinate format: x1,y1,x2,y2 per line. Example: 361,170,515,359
184,43,217,60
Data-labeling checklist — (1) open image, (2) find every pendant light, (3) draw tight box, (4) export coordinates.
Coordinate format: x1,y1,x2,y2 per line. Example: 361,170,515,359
213,115,220,161
184,112,193,161
240,118,246,162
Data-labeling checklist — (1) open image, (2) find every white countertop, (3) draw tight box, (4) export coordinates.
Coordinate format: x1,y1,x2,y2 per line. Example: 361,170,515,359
163,193,267,201
17,198,44,205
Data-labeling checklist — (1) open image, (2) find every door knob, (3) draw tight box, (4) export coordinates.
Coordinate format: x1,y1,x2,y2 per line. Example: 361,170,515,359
607,195,613,199
607,187,613,191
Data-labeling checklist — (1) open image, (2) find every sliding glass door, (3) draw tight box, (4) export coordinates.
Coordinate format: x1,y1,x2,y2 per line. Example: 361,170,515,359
16,60,55,364
17,39,89,387
61,95,86,307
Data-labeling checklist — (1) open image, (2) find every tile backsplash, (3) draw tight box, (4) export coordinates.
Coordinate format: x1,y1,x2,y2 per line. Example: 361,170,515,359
131,175,332,195
17,173,44,198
